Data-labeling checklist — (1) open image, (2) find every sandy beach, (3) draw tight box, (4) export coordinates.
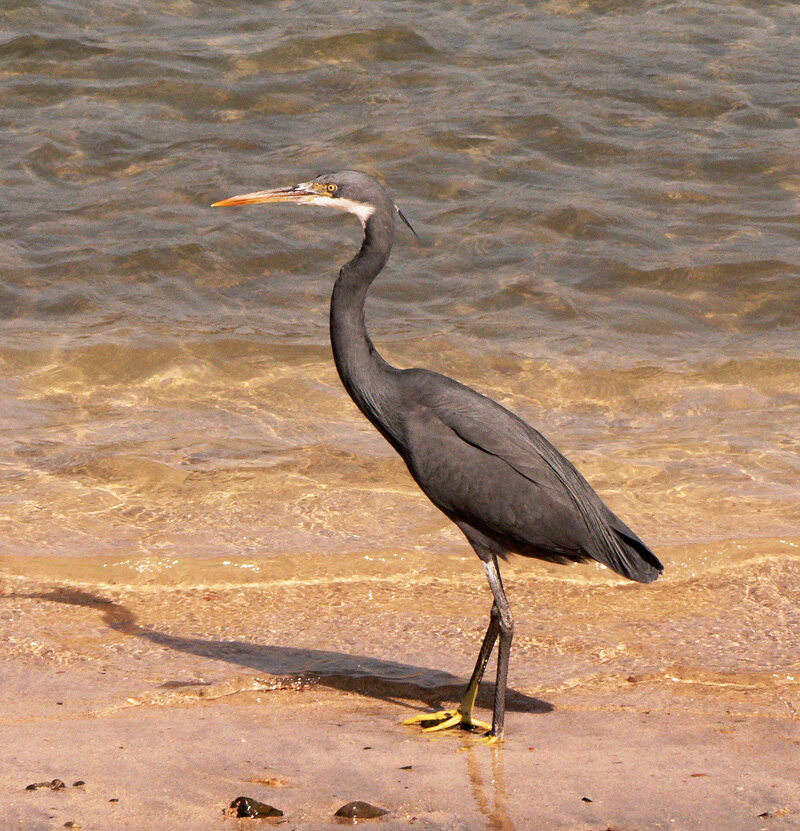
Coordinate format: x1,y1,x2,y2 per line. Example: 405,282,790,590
2,550,798,830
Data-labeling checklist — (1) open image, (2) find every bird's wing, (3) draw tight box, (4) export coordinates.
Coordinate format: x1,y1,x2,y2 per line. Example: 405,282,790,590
404,369,662,582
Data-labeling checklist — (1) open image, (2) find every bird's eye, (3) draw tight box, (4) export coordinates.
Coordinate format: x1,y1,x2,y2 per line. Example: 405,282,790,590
326,183,337,193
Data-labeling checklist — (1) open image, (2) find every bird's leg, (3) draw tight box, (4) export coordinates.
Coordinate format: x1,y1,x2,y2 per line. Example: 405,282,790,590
406,556,513,740
403,552,514,737
483,555,513,741
456,604,501,721
403,608,498,734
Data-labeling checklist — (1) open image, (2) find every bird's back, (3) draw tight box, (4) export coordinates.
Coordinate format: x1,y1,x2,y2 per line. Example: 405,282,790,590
394,368,663,583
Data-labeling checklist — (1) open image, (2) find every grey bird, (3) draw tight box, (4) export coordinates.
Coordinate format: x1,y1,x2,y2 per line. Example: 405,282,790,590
213,170,663,740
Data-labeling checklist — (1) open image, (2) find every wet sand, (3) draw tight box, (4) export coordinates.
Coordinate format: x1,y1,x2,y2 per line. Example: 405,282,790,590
2,552,798,830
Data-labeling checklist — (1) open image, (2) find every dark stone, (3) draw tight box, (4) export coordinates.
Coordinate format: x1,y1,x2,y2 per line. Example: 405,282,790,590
399,765,412,770
230,796,283,818
581,796,593,803
72,781,86,787
334,801,389,819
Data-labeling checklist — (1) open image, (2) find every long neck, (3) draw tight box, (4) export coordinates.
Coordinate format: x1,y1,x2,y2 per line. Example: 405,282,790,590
330,211,402,446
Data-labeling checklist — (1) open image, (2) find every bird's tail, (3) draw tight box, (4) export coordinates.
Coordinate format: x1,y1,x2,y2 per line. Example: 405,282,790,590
609,526,663,583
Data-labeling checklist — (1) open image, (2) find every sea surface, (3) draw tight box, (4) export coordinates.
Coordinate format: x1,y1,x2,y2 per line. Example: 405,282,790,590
1,2,799,702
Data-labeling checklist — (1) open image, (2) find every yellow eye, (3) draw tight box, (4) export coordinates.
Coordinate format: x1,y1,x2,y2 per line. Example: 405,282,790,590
326,183,337,193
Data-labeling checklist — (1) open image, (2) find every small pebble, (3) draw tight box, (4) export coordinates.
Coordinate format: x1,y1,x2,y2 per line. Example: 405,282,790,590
334,801,389,820
399,765,412,771
63,822,78,829
581,796,593,803
109,798,119,803
230,796,283,818
72,781,85,788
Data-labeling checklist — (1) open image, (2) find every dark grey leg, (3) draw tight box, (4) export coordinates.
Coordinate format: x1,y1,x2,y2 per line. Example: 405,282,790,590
403,524,512,738
456,603,500,721
482,555,513,738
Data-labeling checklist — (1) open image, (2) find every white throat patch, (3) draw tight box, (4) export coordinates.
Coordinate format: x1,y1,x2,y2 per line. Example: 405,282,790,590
307,194,376,227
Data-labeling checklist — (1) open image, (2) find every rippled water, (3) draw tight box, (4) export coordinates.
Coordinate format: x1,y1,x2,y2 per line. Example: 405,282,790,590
1,2,799,696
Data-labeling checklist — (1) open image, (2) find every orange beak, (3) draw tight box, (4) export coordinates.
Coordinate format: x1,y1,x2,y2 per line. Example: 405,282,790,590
211,184,317,208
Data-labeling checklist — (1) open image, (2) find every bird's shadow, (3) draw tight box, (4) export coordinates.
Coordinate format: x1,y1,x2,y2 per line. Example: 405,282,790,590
18,588,551,717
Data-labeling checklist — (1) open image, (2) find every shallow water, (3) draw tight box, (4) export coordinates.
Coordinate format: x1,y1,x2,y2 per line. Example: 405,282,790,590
1,2,799,696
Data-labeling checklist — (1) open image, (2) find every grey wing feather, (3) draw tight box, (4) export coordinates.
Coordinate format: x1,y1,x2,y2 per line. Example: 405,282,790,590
406,370,663,583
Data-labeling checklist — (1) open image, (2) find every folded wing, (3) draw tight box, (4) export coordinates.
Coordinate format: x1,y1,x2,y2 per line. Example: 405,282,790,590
403,369,663,583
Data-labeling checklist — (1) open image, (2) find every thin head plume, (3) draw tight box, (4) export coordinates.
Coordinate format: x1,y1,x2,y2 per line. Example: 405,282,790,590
395,204,419,239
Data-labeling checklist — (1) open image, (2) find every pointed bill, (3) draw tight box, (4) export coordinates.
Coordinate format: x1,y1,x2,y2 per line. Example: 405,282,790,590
212,183,316,207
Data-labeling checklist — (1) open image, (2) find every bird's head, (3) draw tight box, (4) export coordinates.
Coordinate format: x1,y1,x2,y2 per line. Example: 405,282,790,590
212,170,417,236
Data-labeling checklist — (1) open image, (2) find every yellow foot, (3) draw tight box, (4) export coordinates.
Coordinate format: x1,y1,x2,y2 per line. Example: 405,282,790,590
402,709,492,734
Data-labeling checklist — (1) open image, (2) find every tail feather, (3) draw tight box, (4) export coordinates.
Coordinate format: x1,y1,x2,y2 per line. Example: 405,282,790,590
610,527,662,583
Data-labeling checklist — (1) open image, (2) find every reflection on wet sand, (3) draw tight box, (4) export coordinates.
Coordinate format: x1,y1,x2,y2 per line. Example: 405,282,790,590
463,741,517,831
